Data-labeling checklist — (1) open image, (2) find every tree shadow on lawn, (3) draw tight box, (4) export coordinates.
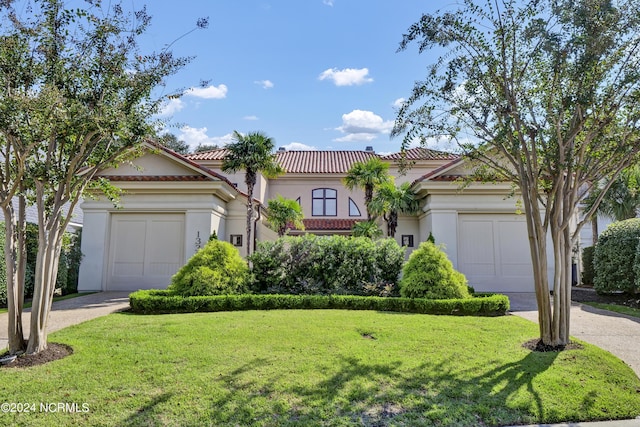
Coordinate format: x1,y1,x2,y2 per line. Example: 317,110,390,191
198,351,563,426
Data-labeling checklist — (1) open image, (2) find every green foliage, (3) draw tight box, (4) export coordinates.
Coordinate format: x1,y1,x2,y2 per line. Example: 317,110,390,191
581,246,595,287
169,239,249,296
351,220,383,239
249,234,404,296
343,157,391,219
266,195,304,236
209,231,217,241
0,222,81,304
594,219,640,294
129,289,509,316
369,180,420,237
400,241,470,299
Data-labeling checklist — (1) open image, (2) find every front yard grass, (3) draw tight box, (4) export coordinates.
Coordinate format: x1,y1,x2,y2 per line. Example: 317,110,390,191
1,310,639,426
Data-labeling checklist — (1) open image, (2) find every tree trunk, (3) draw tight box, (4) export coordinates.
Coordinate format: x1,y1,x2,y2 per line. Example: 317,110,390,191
2,199,26,355
26,218,63,354
26,182,65,354
591,217,598,246
388,211,398,238
246,182,254,258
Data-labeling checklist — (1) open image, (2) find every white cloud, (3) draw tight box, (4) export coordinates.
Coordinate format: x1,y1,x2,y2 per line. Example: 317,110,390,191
178,126,235,149
254,79,274,89
318,67,373,86
322,0,334,6
186,84,228,99
157,98,185,117
243,115,259,121
334,109,393,142
282,142,317,151
392,97,406,109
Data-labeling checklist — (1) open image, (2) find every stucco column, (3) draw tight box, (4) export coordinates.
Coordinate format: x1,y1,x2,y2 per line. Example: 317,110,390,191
424,210,459,268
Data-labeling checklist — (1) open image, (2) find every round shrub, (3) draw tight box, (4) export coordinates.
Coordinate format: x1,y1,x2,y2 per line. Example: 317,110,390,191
169,239,249,296
594,218,640,294
400,241,470,299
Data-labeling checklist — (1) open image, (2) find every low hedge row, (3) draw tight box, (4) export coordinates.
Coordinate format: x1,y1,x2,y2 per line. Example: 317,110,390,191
129,290,510,316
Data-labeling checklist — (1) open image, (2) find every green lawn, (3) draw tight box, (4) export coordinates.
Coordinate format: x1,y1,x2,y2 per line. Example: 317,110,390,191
582,302,640,319
1,310,639,426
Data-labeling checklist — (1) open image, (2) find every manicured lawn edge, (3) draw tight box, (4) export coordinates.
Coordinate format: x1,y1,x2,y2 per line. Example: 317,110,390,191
129,290,509,316
581,301,640,319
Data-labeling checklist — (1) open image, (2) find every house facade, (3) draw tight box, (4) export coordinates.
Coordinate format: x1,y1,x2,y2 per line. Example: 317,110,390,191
78,141,552,294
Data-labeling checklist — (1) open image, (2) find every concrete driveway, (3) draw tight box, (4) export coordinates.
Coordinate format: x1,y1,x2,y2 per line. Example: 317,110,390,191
0,292,130,351
506,292,640,378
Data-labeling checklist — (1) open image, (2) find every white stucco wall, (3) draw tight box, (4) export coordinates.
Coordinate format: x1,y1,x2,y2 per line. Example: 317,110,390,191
78,192,230,292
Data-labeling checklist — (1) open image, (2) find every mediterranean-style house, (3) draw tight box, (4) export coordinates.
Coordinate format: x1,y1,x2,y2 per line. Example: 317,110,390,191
78,140,554,294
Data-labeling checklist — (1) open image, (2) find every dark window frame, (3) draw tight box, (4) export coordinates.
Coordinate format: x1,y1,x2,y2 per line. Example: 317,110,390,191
348,198,362,217
312,188,338,216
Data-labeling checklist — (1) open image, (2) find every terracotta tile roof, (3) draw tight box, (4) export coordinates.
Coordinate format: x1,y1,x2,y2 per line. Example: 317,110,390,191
102,175,213,182
380,147,458,161
289,218,359,231
412,157,466,185
185,149,230,161
276,151,379,174
185,146,458,174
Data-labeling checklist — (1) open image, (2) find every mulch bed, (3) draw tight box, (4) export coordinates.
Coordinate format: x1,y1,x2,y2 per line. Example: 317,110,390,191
0,343,73,369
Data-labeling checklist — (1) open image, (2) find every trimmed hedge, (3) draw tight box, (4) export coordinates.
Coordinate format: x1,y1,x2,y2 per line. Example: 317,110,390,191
594,218,640,294
129,289,510,316
249,235,404,296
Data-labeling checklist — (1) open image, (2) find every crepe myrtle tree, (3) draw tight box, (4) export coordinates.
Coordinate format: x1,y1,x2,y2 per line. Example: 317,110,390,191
222,131,284,257
0,0,206,354
394,0,640,346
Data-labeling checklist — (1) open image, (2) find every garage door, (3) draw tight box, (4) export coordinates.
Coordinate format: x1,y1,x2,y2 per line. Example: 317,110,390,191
107,213,185,291
458,214,534,292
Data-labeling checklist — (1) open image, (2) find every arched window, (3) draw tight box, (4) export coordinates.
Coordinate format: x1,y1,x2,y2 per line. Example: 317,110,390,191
312,188,337,216
349,198,361,217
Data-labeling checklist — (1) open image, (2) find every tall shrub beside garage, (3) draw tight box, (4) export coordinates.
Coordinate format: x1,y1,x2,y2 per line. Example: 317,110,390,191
594,218,640,294
169,240,249,296
400,241,470,299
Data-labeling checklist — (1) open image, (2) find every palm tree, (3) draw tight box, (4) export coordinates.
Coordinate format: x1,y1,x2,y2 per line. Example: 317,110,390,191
222,131,284,256
352,220,383,239
584,165,640,244
343,157,390,220
267,195,304,237
369,181,421,238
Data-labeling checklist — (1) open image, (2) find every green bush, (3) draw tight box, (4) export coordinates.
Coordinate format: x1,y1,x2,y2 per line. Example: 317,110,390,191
581,246,595,287
594,218,640,294
400,241,470,299
129,289,509,316
169,239,249,296
249,235,404,295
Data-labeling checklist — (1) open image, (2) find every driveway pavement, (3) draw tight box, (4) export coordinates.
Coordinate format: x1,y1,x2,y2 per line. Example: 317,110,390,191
0,292,130,351
505,291,640,378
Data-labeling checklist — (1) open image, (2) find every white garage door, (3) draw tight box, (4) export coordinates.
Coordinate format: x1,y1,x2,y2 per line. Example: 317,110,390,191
107,213,185,291
458,214,534,292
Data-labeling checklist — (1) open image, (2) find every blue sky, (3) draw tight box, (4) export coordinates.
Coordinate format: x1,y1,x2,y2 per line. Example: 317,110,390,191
140,1,441,154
